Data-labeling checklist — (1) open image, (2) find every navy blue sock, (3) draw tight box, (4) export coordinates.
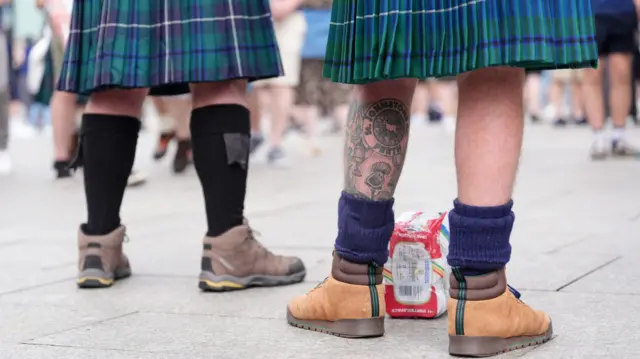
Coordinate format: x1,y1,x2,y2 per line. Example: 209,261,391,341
447,199,514,276
334,192,395,267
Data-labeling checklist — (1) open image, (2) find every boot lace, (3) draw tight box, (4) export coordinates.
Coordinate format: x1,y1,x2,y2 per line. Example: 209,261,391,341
245,226,275,259
508,284,526,305
308,277,328,295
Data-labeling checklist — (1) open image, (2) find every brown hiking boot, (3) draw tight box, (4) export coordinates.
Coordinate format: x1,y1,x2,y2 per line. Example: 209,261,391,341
286,254,385,338
448,268,553,357
77,226,132,289
199,223,306,291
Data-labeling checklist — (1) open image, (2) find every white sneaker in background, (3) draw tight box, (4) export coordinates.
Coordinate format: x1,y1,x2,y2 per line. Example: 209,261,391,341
590,136,607,161
443,116,456,134
0,150,12,175
127,170,148,187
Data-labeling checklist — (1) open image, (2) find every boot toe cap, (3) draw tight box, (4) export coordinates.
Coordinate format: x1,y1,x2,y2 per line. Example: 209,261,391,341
287,258,306,275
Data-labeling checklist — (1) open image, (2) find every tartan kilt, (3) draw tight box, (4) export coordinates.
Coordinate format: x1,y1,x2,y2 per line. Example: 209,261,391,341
57,0,284,95
324,0,599,84
33,46,89,106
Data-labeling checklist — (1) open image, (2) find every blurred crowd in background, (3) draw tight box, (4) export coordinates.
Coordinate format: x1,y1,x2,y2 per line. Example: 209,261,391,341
0,0,638,177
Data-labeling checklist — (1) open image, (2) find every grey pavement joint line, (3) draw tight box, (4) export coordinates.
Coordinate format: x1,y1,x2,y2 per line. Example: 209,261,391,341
555,256,623,292
0,277,74,297
19,342,160,355
22,311,140,344
543,234,593,254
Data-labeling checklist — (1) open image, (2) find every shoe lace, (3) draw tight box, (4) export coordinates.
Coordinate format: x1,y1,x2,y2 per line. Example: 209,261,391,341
245,226,275,258
124,233,131,243
508,284,526,304
308,277,328,295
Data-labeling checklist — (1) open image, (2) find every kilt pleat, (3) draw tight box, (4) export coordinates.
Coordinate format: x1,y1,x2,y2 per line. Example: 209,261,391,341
58,0,283,94
324,0,598,84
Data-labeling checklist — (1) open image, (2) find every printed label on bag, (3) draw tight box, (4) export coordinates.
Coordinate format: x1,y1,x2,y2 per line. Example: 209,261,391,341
391,242,431,305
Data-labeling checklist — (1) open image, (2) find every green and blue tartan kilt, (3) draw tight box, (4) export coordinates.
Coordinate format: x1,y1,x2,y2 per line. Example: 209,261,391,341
324,0,599,84
33,47,88,106
57,0,284,95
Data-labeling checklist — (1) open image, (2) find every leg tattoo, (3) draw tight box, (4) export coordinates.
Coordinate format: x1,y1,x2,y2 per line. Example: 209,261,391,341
344,99,410,200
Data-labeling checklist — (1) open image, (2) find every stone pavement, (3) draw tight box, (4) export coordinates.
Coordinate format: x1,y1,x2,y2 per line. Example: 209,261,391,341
1,122,640,359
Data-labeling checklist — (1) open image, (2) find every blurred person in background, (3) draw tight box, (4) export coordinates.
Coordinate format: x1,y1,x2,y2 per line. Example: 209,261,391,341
248,86,264,153
412,79,458,131
252,0,306,167
36,0,87,178
548,70,587,126
58,0,305,290
150,96,192,174
583,0,640,159
0,0,12,175
524,70,543,123
37,0,148,185
294,0,348,156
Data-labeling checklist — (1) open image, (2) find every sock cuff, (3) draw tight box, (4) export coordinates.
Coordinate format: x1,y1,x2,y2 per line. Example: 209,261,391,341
335,192,395,267
191,104,250,136
447,208,513,269
452,199,513,219
340,192,395,228
81,114,141,136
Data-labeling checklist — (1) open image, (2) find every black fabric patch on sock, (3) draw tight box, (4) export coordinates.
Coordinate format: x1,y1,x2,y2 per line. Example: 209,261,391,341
81,114,140,236
190,104,250,237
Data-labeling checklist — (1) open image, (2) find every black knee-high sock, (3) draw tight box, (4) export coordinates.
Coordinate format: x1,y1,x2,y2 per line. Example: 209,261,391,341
79,114,140,235
190,105,250,237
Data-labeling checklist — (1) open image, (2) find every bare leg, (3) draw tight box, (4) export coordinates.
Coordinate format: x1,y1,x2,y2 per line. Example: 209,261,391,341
164,96,192,173
247,89,265,153
608,53,637,156
548,79,566,125
332,104,349,131
260,85,295,166
344,79,416,200
51,91,78,161
524,73,542,122
570,81,585,121
411,82,429,122
582,60,608,159
165,96,191,140
296,104,321,156
268,86,294,147
455,67,524,206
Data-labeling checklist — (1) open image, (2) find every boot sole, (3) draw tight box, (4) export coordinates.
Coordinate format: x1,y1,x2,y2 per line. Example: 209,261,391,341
286,308,384,338
449,321,553,357
77,268,132,289
198,270,306,292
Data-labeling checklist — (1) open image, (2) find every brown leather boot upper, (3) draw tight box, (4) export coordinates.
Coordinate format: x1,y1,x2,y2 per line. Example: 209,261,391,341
78,226,130,275
288,254,385,321
447,268,550,338
202,224,304,277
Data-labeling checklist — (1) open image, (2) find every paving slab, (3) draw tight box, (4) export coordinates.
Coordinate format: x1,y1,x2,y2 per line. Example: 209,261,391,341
26,311,532,359
1,123,640,357
520,291,640,358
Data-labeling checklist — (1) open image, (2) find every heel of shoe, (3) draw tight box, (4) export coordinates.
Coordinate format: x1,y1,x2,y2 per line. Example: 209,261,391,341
77,268,115,288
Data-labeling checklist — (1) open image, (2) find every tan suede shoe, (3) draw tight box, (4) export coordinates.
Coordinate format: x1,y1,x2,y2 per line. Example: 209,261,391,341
287,254,385,338
448,268,553,357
